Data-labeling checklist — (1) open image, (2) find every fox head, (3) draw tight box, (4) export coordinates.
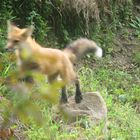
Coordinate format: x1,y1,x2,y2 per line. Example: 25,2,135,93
5,21,34,51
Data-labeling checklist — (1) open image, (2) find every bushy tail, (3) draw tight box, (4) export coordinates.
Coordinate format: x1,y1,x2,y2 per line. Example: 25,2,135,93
63,38,103,63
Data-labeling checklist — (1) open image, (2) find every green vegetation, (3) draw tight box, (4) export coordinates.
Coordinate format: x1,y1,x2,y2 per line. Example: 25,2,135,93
0,0,140,139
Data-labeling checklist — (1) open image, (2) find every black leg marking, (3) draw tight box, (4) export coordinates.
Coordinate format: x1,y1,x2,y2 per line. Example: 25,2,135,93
60,86,68,103
75,79,83,103
24,75,34,83
18,75,34,83
48,73,68,103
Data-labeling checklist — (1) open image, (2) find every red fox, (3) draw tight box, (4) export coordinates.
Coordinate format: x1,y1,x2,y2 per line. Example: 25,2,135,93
5,21,103,103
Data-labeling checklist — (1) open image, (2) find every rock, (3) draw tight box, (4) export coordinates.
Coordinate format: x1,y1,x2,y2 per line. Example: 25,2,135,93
58,92,107,125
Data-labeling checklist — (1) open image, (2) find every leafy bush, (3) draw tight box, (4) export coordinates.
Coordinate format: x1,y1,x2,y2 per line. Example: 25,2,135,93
0,0,135,44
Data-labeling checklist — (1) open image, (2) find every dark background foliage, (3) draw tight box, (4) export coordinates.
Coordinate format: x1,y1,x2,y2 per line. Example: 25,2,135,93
0,0,136,44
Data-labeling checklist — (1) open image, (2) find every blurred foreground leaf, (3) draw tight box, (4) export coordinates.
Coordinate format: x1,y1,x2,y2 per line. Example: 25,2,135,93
1,70,64,128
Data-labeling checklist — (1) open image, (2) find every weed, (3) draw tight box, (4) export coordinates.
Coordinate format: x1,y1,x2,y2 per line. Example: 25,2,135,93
133,51,140,66
130,16,140,38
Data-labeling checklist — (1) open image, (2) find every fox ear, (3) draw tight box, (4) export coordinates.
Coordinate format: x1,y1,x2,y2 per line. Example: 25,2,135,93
7,20,19,33
21,25,34,39
7,20,14,33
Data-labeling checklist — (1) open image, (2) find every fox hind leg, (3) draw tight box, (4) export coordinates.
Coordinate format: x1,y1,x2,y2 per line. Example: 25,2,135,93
48,73,68,103
60,86,68,103
74,78,83,103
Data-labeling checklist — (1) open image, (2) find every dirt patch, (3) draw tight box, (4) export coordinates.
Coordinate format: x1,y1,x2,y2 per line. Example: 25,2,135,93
111,35,139,70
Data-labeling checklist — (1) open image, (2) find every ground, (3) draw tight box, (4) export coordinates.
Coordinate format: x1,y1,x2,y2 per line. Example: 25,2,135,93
0,26,140,139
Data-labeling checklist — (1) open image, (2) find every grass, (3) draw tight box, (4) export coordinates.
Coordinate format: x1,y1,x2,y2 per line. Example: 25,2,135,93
78,63,140,140
19,63,139,140
0,26,140,139
1,52,140,140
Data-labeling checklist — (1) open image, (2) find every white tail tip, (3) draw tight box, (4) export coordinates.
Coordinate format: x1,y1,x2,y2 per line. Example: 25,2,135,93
95,47,103,58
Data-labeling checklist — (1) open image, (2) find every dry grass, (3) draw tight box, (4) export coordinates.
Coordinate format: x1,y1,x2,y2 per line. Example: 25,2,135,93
61,0,132,34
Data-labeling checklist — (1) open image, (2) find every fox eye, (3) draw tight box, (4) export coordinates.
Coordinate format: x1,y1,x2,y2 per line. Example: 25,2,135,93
13,40,19,43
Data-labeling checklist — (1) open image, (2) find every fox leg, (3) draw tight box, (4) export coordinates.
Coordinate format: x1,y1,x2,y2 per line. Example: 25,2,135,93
74,77,83,103
59,74,68,103
48,73,58,83
18,67,34,83
22,75,34,83
48,73,68,103
61,86,68,103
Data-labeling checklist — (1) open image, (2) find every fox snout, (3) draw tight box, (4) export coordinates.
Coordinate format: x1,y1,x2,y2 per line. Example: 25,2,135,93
5,47,14,52
5,44,15,52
